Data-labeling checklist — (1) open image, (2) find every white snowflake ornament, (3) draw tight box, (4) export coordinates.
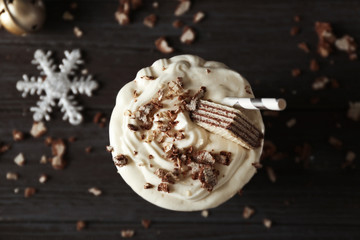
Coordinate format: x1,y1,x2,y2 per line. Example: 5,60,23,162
16,49,98,125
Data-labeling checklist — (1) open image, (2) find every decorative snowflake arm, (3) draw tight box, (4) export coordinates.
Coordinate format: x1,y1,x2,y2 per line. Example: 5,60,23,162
59,49,83,75
32,50,57,77
16,75,45,97
70,75,99,96
58,95,83,125
30,95,56,122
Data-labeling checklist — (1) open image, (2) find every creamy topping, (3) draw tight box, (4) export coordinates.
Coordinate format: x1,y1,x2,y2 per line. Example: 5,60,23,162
109,55,264,211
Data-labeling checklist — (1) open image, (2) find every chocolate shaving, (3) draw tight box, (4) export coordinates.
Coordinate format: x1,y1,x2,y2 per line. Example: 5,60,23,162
185,86,206,111
193,11,205,23
298,42,310,53
141,75,156,80
121,229,135,238
114,154,129,167
144,183,154,189
12,129,24,141
180,26,196,44
141,219,151,229
115,0,130,25
214,151,231,165
155,168,175,183
128,124,139,131
143,14,157,28
173,20,184,29
198,165,219,192
315,22,336,57
76,221,86,231
174,0,191,16
0,143,11,154
24,187,36,198
194,151,215,165
155,37,174,54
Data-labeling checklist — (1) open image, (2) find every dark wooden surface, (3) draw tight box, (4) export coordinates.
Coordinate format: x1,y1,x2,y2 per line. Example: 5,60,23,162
1,0,360,239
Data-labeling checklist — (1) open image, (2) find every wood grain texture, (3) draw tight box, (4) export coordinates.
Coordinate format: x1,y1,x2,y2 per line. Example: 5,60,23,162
0,0,359,239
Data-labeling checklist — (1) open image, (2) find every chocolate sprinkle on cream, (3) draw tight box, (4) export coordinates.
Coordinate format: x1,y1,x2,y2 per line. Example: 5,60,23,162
114,154,129,167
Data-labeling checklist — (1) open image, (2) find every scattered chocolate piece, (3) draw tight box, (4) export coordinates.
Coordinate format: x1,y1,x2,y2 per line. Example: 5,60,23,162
143,14,157,28
44,136,53,146
291,68,301,77
52,139,66,157
201,210,209,218
141,219,151,229
115,0,131,25
335,35,358,59
6,172,18,180
0,143,11,154
312,76,329,90
342,151,356,168
315,22,336,58
310,59,320,72
88,187,102,196
68,136,77,142
206,69,211,74
106,145,114,152
152,1,159,9
40,155,47,164
214,151,231,165
193,11,205,23
347,102,360,121
174,0,191,16
121,229,135,238
93,112,104,124
141,75,156,80
24,187,36,198
243,206,255,219
85,146,93,153
172,20,184,28
131,0,142,10
194,151,215,165
76,220,86,231
149,154,154,159
266,167,276,183
127,124,139,132
73,26,83,38
14,188,20,194
328,136,342,150
263,218,272,229
155,168,175,183
12,129,24,141
252,162,263,169
39,174,48,183
198,166,218,192
157,182,170,193
63,11,74,21
298,42,310,53
293,15,301,22
286,118,296,128
144,183,154,189
114,154,129,167
290,26,300,36
14,153,25,166
155,37,174,54
180,26,196,44
30,121,47,138
51,156,66,170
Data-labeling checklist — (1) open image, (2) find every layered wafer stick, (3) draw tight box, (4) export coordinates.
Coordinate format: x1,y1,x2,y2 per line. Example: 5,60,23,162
222,98,286,111
189,100,264,149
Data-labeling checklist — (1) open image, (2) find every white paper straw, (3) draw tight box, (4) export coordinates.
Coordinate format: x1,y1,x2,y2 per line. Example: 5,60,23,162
222,98,287,111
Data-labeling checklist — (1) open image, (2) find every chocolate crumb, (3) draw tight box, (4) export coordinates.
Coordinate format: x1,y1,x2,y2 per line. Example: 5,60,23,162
30,121,47,138
298,42,310,53
172,20,184,29
106,145,114,152
243,206,255,219
24,187,36,198
6,172,18,180
342,151,356,168
149,154,154,159
143,14,157,28
193,11,205,23
73,26,83,38
347,102,360,121
201,210,209,218
206,69,211,74
291,68,301,77
14,153,25,166
39,174,48,183
157,182,170,193
121,229,135,238
44,136,53,146
266,167,277,183
141,219,151,229
127,124,139,131
252,162,263,169
293,15,301,22
290,26,300,36
68,136,77,142
63,11,74,21
134,151,138,155
152,1,159,9
312,76,329,90
0,143,11,154
174,0,191,16
51,156,66,170
76,220,86,231
88,187,102,196
40,155,47,164
310,59,320,72
155,37,174,54
180,26,196,44
115,0,130,25
286,118,296,128
85,146,93,153
93,112,104,124
114,154,129,167
144,183,154,189
12,129,24,141
52,139,66,157
315,22,336,58
328,136,342,150
263,218,272,229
